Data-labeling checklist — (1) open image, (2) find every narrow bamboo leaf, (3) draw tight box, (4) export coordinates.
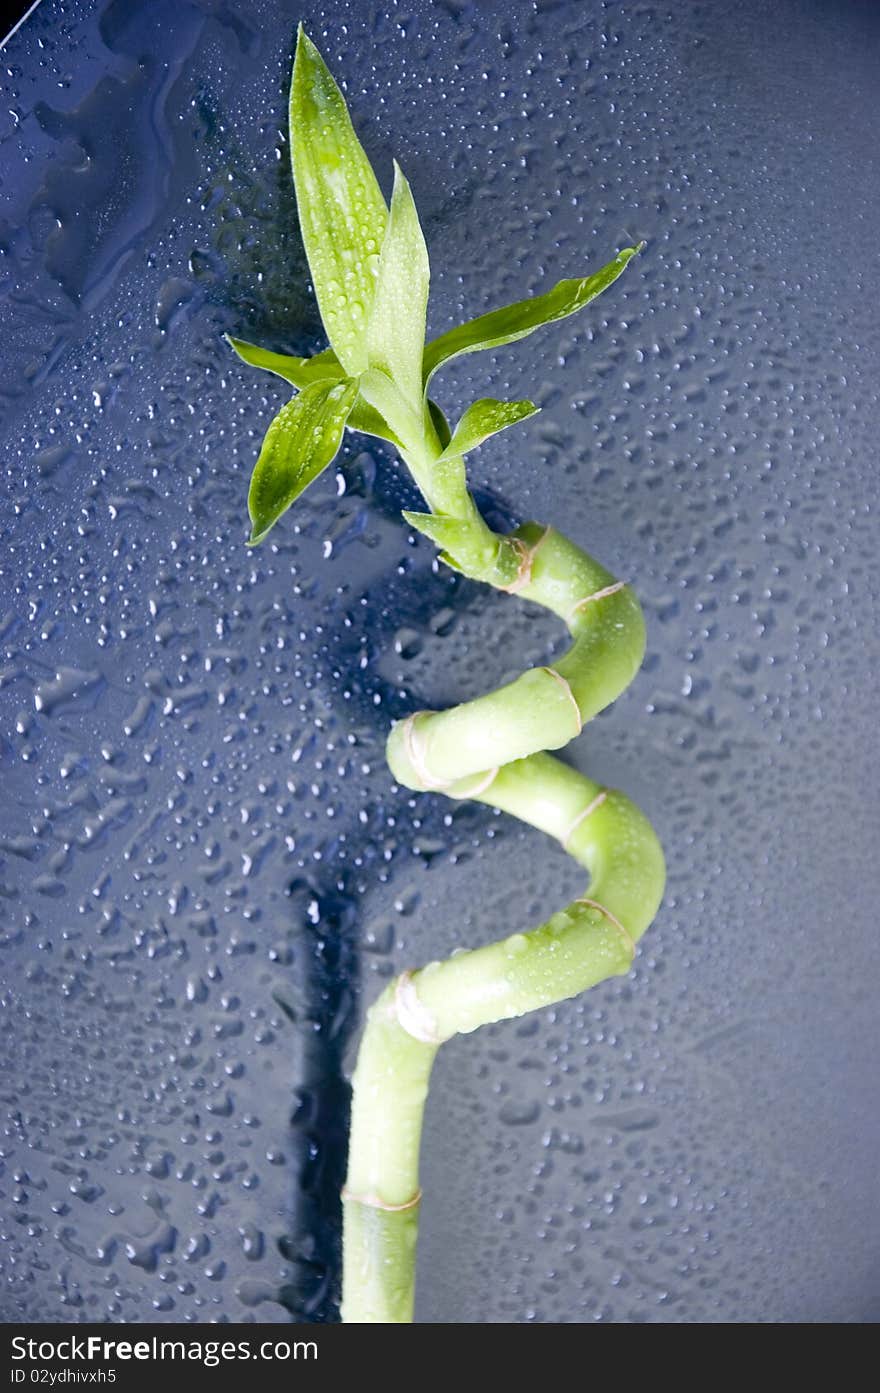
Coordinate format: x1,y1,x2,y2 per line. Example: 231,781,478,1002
290,29,388,375
366,163,429,412
439,398,539,460
226,338,400,445
422,246,643,387
227,336,344,389
401,510,475,555
247,378,358,544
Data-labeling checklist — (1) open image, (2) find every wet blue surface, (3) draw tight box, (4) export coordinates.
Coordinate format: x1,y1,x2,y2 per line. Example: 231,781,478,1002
1,0,878,1322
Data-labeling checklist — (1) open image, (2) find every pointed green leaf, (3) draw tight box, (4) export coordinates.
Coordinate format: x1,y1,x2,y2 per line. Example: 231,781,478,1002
439,398,539,460
247,378,358,544
227,336,344,389
225,337,400,444
290,29,388,375
366,162,429,412
422,245,643,387
401,512,473,571
401,510,475,557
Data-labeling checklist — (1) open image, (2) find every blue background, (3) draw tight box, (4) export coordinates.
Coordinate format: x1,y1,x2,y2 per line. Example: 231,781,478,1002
1,0,878,1321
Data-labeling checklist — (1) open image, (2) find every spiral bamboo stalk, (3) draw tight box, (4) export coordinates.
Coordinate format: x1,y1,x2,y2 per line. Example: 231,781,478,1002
342,523,665,1321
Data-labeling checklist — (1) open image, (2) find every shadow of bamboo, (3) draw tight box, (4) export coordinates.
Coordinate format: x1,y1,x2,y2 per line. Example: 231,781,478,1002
271,483,516,1321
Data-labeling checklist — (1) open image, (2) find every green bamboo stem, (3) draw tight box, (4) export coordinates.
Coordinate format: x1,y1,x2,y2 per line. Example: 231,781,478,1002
386,523,646,785
342,518,665,1323
343,998,436,1323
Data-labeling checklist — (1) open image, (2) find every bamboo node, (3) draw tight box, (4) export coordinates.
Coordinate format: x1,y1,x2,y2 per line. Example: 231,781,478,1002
342,1187,422,1213
402,712,454,792
575,896,637,962
561,789,608,850
395,970,446,1044
542,665,583,735
449,766,499,801
568,579,626,623
499,524,552,593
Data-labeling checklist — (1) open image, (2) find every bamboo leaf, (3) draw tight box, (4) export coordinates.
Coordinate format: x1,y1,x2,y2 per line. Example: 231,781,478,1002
422,246,643,387
227,336,344,389
440,398,539,460
401,510,474,566
226,337,401,443
290,28,388,375
366,163,430,412
247,378,358,544
402,511,466,547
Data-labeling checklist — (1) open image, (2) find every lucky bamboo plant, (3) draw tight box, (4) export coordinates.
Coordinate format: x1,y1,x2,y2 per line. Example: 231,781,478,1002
230,27,665,1323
